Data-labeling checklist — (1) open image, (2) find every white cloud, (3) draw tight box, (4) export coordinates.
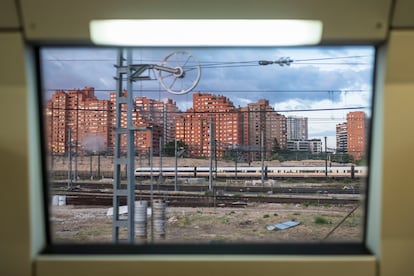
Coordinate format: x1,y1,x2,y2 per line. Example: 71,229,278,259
177,100,193,111
274,90,372,149
233,97,253,106
99,77,112,89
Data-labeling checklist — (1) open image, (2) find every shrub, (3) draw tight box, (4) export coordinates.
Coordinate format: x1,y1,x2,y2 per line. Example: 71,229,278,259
314,216,330,224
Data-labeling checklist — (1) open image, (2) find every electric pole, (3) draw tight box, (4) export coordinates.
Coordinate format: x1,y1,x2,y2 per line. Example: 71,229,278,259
325,136,328,177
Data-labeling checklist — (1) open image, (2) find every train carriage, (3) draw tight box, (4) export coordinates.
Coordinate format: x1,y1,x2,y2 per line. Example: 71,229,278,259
135,165,367,178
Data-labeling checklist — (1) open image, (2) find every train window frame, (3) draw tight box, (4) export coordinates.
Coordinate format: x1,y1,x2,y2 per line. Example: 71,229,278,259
35,44,376,256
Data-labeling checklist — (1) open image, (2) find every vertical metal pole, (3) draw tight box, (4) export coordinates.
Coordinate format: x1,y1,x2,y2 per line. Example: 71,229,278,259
67,128,72,190
149,128,154,242
214,140,217,179
126,49,135,243
50,103,54,179
113,48,123,242
174,138,178,191
97,151,101,179
325,136,328,177
74,141,78,182
209,120,214,191
50,152,54,180
235,148,238,180
158,136,163,190
163,103,167,143
90,154,92,179
261,130,264,186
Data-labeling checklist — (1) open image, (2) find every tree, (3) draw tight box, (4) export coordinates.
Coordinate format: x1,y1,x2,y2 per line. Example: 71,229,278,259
164,140,189,157
272,138,281,153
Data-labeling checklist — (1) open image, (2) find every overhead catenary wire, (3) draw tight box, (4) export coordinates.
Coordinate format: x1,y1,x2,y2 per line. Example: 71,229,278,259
44,53,372,117
44,88,371,93
46,54,372,63
46,54,373,69
46,105,369,114
44,54,373,98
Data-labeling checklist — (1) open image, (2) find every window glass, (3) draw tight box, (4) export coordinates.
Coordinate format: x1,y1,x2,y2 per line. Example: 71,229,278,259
40,46,374,245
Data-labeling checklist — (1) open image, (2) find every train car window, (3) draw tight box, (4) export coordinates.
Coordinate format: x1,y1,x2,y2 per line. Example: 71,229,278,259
39,46,374,253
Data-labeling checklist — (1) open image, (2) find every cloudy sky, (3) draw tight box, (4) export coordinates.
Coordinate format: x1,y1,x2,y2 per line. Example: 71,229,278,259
40,46,375,149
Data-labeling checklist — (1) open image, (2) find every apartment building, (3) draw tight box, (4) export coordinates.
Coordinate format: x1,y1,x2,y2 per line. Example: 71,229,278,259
347,111,367,161
286,138,322,153
336,122,348,153
45,90,68,153
241,99,287,160
108,93,178,155
46,88,179,156
176,92,243,158
308,138,323,154
45,87,107,154
287,116,308,141
46,89,290,160
175,94,287,160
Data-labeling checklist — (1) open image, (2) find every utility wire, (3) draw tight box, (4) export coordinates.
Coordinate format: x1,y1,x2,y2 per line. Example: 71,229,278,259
43,88,371,93
45,54,373,69
46,54,372,63
47,106,369,114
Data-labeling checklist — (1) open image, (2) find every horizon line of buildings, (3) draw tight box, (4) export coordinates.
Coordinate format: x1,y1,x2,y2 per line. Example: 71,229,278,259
45,87,367,161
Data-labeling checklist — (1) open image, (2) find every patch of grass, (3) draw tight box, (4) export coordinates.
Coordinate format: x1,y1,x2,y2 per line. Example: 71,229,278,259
273,213,278,217
314,216,331,225
263,214,270,219
183,216,192,226
293,212,301,216
218,216,231,224
303,201,319,207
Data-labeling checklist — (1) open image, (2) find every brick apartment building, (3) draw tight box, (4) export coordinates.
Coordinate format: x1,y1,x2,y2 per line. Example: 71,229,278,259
45,87,179,156
335,111,367,161
347,111,367,161
45,87,111,154
176,94,286,161
240,99,287,160
45,89,287,161
108,93,180,155
176,93,243,158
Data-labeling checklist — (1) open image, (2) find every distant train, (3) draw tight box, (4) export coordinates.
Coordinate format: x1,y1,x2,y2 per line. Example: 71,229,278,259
135,165,367,178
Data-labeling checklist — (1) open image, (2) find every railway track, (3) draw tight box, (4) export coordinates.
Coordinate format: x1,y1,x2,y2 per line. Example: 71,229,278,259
52,190,361,208
51,181,361,195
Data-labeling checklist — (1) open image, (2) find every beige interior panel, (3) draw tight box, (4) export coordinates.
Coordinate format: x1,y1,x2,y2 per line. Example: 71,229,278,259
0,0,20,28
20,0,391,43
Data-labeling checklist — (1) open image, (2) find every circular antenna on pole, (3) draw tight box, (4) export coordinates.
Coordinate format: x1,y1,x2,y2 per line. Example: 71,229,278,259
156,51,201,95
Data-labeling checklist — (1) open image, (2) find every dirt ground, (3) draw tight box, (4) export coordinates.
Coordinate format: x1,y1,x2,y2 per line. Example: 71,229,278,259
50,202,363,244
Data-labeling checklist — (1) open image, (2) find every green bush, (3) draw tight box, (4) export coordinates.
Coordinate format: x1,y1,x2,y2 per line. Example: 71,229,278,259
314,216,330,224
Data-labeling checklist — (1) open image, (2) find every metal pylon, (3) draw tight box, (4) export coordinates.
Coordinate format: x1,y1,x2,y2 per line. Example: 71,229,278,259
112,49,136,243
112,49,164,243
112,49,200,243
